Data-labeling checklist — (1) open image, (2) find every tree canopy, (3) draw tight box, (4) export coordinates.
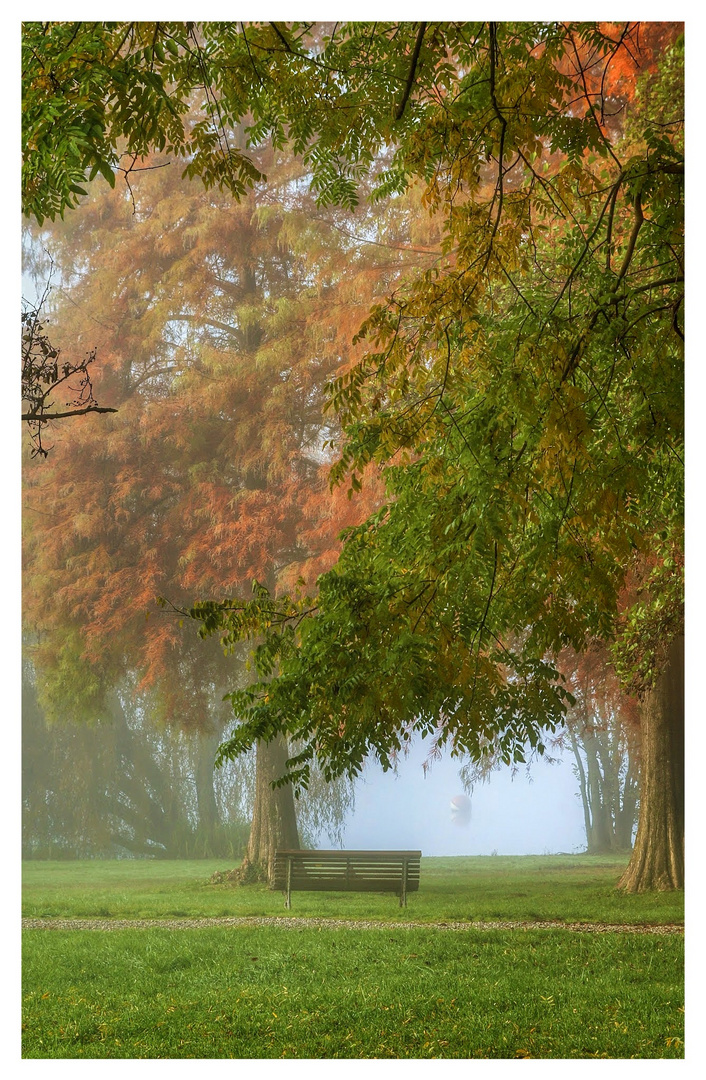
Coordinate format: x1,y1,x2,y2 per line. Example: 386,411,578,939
23,134,406,724
23,21,684,887
162,21,681,789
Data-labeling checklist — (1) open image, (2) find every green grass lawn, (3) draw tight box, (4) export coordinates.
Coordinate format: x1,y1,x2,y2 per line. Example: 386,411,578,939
22,856,684,1059
23,926,683,1059
22,854,684,925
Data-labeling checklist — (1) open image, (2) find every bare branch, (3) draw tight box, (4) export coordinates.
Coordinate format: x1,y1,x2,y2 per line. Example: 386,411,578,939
21,294,116,458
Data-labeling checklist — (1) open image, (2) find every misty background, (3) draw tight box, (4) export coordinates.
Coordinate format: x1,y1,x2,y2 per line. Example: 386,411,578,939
23,659,588,860
342,741,584,856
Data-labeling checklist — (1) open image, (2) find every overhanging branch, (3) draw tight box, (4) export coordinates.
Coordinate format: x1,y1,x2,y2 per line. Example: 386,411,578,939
395,22,427,121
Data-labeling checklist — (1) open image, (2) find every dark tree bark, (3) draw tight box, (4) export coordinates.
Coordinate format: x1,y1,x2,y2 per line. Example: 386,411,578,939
619,635,684,892
230,569,301,884
230,735,300,885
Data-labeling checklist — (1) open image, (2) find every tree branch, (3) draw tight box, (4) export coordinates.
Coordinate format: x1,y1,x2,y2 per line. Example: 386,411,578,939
487,23,508,244
615,190,644,284
269,22,295,54
395,22,427,121
22,404,118,421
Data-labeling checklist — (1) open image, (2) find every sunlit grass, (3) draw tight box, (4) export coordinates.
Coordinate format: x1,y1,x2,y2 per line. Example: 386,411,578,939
22,855,684,925
22,856,684,1058
22,926,684,1059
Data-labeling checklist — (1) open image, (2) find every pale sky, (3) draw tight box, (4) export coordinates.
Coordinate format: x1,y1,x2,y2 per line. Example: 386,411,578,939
340,739,586,857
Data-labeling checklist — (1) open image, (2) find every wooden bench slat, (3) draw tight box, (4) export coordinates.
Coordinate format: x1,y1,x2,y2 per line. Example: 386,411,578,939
283,882,408,888
272,850,422,857
279,872,417,881
272,849,421,908
273,868,420,879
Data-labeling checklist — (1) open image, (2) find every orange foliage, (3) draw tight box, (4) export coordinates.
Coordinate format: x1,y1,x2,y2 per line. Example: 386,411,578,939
596,22,683,94
558,643,639,735
22,140,432,722
559,22,683,131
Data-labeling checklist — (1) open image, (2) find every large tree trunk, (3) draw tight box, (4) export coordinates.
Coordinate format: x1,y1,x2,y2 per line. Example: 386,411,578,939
233,735,300,885
619,636,684,892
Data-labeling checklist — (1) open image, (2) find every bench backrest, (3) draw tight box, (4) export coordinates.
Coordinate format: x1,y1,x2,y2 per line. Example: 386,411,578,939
272,849,421,894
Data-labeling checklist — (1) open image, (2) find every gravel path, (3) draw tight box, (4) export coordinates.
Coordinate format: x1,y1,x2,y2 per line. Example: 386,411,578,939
22,916,683,935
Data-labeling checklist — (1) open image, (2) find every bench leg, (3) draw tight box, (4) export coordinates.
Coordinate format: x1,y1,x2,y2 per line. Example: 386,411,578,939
285,856,292,910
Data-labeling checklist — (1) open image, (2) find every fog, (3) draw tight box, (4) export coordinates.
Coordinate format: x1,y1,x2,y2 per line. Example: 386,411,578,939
342,740,586,857
22,669,589,859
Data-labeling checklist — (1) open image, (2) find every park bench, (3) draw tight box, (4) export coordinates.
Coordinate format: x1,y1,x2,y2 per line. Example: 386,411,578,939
273,849,422,909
